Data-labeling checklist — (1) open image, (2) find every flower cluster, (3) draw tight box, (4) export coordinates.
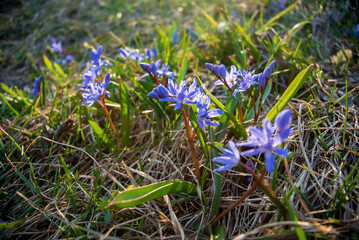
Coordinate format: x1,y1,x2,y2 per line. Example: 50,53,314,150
148,79,224,129
205,60,276,95
212,109,292,172
119,47,157,62
140,60,176,80
80,46,111,107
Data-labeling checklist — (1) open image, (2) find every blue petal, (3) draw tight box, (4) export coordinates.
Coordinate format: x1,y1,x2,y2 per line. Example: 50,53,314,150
265,152,275,172
174,101,182,110
204,119,219,127
274,109,292,133
198,119,205,130
273,147,289,157
206,109,224,118
214,164,235,172
228,140,240,160
241,147,264,157
205,63,214,72
159,97,177,102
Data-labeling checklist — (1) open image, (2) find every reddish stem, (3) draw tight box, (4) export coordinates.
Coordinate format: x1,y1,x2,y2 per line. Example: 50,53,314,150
181,106,201,183
97,99,121,147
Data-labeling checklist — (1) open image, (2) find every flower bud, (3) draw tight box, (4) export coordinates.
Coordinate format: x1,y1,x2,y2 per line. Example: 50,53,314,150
258,73,266,88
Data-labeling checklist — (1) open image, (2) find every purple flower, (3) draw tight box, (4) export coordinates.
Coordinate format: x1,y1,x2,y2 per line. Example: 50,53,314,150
279,0,286,9
50,38,63,54
32,75,42,98
259,60,276,89
81,73,111,107
237,109,292,173
148,78,204,110
196,94,224,130
212,141,241,172
214,65,239,89
233,69,258,96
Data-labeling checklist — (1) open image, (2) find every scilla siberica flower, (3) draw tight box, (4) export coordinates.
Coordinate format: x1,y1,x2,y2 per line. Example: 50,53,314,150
89,46,111,74
212,141,241,172
81,73,111,107
148,78,204,110
258,60,276,89
140,60,175,79
50,38,63,54
146,47,158,59
32,75,42,98
237,109,292,172
214,65,240,89
196,94,224,130
233,69,258,96
119,48,146,62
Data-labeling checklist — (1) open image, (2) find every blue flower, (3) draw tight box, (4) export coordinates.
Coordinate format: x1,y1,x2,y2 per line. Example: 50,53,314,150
81,73,111,107
279,0,286,9
140,60,161,79
259,60,276,89
237,109,292,173
156,63,176,79
146,47,158,59
148,78,204,110
212,141,241,172
140,60,175,79
214,65,239,89
50,38,63,54
81,68,96,89
32,75,42,98
119,48,146,62
172,28,178,45
89,46,111,74
233,69,258,96
196,94,224,130
147,84,170,99
65,55,74,64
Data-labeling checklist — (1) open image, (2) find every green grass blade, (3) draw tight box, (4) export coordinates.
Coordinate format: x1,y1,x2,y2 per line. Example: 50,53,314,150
212,225,225,240
178,55,188,81
266,64,313,121
108,180,198,209
256,1,299,34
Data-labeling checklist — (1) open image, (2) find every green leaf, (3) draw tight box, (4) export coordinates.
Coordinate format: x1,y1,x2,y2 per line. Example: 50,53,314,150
119,78,130,147
266,64,313,121
83,107,111,148
212,225,225,240
43,54,55,74
178,55,188,81
0,217,26,230
108,180,198,209
53,62,66,79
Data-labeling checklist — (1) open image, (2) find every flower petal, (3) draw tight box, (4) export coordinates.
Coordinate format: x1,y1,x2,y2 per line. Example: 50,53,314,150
265,152,275,172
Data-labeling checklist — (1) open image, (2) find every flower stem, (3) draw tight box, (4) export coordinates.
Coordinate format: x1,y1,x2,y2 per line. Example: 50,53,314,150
97,99,121,147
254,91,264,123
238,101,243,123
181,106,201,183
211,168,266,227
162,76,166,86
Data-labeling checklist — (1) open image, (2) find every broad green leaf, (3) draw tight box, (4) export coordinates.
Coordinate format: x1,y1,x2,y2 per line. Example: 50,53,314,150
0,217,26,230
83,107,111,148
108,180,198,209
43,54,55,74
266,64,313,121
119,78,130,147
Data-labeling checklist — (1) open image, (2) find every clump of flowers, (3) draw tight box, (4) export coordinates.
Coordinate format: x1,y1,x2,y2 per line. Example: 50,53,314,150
50,37,74,65
212,109,292,173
